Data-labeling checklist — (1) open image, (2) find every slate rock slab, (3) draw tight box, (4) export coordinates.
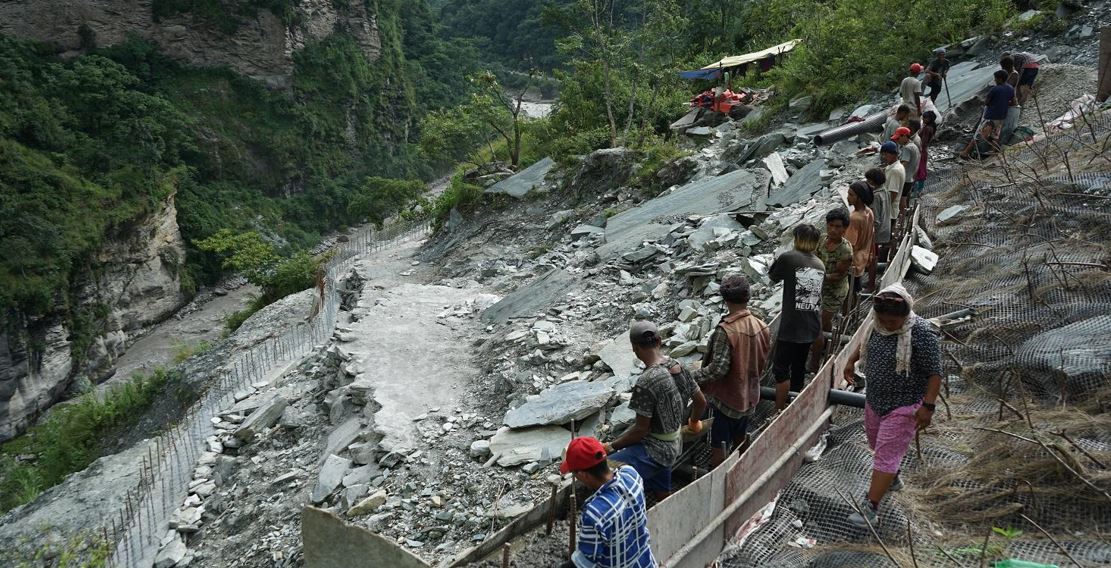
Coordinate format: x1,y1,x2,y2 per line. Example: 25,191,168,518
485,157,555,198
768,159,827,207
489,426,571,467
482,269,574,323
311,454,352,504
599,169,768,259
503,380,616,429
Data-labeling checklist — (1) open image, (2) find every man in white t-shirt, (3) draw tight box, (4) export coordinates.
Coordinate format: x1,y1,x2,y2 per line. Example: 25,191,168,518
898,63,923,117
879,141,905,259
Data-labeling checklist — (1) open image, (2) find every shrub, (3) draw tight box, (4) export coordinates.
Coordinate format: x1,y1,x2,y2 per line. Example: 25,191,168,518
0,369,182,513
740,0,1012,116
430,175,486,227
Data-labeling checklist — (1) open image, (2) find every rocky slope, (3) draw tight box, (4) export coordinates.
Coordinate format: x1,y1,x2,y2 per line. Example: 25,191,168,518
0,0,380,88
0,192,187,441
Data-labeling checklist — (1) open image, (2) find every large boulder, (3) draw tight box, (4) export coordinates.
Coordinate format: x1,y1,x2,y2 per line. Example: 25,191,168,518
568,148,636,196
1016,315,1111,397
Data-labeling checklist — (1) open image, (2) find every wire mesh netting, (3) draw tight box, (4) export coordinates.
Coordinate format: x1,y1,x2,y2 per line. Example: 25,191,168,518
719,112,1111,567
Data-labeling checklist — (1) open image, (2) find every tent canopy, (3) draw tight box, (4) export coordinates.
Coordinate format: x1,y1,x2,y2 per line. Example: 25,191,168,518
701,39,800,70
678,68,722,80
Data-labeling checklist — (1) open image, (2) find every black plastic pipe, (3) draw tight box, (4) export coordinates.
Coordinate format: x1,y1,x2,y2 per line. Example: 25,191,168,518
759,386,866,408
813,112,887,145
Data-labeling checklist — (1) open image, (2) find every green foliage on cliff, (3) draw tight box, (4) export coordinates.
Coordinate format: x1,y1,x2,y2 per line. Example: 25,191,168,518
739,0,1011,113
0,0,477,325
152,0,301,33
0,39,193,319
0,368,183,513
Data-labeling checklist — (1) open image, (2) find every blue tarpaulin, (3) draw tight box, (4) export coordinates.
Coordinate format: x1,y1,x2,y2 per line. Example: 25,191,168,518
678,68,722,80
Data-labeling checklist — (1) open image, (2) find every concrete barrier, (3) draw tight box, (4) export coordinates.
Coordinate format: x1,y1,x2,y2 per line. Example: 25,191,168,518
302,506,432,568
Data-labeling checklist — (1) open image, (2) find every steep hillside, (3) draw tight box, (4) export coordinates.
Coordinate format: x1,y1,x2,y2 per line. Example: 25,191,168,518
0,0,473,441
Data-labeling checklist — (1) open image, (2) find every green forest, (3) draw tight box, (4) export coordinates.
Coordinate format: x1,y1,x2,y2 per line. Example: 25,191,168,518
1,0,1019,340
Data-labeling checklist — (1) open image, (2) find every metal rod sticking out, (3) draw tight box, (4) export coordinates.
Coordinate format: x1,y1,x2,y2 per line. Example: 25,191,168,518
568,488,577,558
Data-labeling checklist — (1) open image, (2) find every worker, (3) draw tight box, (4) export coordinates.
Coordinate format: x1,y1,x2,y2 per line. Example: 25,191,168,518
874,142,903,283
958,71,1013,158
914,111,937,199
1000,55,1020,89
768,224,824,411
844,181,876,302
1005,51,1042,105
862,169,885,292
898,63,923,117
924,48,949,102
559,436,657,568
605,321,705,501
883,105,910,140
892,125,919,220
842,284,942,528
688,274,771,466
808,208,853,372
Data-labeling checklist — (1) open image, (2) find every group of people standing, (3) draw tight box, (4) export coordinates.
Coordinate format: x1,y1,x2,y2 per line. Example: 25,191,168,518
559,223,941,566
554,52,964,568
956,50,1041,159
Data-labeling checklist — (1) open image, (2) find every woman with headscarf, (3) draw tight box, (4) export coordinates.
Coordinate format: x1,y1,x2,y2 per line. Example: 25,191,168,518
841,284,942,528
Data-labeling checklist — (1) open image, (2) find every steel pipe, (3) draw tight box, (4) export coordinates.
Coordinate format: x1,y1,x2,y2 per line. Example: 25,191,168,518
813,112,887,145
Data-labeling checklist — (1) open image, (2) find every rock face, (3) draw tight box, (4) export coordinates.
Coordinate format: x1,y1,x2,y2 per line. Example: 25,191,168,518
0,0,381,88
0,192,187,441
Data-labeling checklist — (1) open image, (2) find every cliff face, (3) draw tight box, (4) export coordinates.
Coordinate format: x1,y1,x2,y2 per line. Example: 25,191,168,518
0,0,380,88
0,193,187,441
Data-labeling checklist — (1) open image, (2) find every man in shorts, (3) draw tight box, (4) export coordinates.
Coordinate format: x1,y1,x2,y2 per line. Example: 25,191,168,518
959,71,1012,159
768,224,824,411
924,48,949,102
808,208,853,371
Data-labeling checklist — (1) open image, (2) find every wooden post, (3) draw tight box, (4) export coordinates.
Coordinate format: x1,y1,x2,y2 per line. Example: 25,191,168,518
1099,27,1111,103
545,485,558,535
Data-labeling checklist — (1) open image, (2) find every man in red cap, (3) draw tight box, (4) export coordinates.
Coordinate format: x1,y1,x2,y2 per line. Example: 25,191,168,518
891,126,919,224
560,436,657,568
899,63,923,118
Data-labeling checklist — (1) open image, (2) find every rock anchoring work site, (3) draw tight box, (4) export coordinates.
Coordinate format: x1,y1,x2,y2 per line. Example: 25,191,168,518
0,1,1109,567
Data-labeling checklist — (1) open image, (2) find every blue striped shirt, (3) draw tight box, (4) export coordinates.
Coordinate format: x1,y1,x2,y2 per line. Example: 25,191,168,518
573,465,657,568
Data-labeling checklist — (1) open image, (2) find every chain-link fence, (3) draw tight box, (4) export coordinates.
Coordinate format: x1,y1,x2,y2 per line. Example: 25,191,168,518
103,218,430,567
719,111,1111,567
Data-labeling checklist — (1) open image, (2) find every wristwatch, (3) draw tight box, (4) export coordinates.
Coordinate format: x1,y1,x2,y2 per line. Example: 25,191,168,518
922,402,936,412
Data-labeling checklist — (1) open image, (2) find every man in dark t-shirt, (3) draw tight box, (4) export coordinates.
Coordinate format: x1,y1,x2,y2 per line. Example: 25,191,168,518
924,48,949,102
959,70,1013,158
768,224,825,411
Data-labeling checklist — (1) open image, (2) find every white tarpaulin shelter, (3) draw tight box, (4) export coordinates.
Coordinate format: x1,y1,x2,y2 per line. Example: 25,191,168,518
700,39,801,70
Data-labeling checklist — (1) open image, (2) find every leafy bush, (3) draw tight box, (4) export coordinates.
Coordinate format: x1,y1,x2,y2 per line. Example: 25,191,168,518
347,177,426,226
0,369,182,513
741,0,1012,115
195,230,321,304
629,129,687,191
430,175,486,226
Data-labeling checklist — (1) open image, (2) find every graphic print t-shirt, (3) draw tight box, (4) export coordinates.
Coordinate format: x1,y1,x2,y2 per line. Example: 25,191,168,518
768,249,825,343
